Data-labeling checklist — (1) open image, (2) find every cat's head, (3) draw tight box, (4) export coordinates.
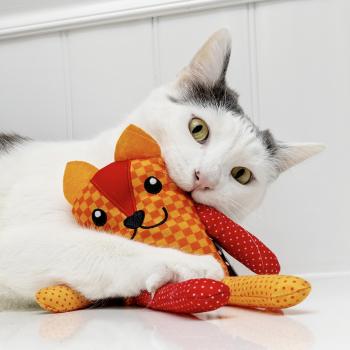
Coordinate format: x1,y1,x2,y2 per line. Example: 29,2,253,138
133,29,324,220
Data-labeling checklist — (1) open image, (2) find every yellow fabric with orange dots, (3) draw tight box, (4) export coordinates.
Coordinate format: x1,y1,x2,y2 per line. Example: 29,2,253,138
36,275,311,313
223,275,311,309
36,285,91,313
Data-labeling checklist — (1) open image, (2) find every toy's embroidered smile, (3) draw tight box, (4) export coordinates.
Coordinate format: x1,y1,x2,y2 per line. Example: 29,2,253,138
124,207,169,239
140,207,169,229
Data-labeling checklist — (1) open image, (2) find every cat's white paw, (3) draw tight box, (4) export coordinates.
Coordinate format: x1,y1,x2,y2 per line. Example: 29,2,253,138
145,265,174,294
72,244,224,299
144,253,224,293
172,254,224,282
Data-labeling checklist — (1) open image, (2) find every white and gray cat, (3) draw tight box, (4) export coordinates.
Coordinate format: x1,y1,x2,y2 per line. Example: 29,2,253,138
0,29,323,308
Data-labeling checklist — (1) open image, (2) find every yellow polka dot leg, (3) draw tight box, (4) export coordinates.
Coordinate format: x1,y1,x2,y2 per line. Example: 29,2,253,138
223,275,311,309
36,285,93,313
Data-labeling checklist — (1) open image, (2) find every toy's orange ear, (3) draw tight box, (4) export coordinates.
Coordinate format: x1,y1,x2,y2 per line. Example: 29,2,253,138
115,124,161,161
63,161,98,205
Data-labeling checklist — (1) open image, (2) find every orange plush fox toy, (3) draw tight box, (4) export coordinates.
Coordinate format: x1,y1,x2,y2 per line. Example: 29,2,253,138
36,125,311,313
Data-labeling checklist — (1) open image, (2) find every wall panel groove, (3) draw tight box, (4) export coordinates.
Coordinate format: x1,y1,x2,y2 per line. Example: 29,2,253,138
246,2,261,125
60,31,74,139
151,17,161,86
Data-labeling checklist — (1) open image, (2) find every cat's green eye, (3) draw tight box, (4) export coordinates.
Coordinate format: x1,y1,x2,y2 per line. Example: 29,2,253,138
189,117,209,144
231,167,253,185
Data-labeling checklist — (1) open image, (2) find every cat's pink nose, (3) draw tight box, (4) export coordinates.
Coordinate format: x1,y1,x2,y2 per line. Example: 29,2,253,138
194,170,217,190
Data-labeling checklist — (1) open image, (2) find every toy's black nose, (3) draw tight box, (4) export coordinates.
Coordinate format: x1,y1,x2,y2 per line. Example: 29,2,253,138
123,210,145,230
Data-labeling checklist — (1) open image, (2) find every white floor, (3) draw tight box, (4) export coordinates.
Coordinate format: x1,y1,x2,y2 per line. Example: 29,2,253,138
0,274,349,350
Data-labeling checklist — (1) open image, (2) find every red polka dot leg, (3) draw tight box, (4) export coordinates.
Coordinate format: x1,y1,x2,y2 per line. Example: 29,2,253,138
134,279,230,314
195,204,280,274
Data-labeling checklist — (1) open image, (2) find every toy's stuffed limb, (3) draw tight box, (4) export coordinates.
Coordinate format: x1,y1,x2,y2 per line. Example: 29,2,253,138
195,204,280,274
130,279,229,313
36,285,92,312
37,275,310,312
223,275,311,309
36,279,230,313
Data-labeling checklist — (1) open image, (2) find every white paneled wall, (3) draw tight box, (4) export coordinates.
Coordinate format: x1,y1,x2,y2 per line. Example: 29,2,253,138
246,0,350,274
0,0,349,275
0,34,67,139
68,21,155,138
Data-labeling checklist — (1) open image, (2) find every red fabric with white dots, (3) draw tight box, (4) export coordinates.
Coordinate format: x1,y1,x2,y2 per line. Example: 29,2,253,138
134,279,229,313
195,204,280,274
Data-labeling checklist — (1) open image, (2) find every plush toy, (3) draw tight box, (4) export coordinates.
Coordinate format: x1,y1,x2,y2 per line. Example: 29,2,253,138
36,125,311,313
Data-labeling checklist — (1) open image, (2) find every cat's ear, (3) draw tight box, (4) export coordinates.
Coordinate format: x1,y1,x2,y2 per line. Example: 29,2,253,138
176,28,231,88
275,143,325,172
115,124,161,161
63,161,98,205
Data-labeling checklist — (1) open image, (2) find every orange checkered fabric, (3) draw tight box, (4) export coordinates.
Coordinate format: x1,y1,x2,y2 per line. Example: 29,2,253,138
72,157,227,273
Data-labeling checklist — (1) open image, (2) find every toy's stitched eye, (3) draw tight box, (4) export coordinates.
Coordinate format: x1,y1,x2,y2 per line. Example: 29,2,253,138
92,209,107,226
144,176,162,194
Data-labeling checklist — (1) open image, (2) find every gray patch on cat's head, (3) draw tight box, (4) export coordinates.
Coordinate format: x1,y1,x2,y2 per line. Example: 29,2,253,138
258,129,279,156
169,83,280,157
0,133,29,153
169,52,244,116
170,81,244,116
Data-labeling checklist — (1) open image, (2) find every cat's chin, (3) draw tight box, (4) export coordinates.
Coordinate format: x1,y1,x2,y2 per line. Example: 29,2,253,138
190,189,212,207
175,182,195,193
191,189,240,221
163,161,196,193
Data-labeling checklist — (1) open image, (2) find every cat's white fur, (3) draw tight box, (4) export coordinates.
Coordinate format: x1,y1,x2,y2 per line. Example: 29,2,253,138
0,29,323,308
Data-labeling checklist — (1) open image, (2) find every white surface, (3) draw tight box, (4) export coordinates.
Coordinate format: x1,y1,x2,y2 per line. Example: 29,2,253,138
0,0,349,274
0,274,349,349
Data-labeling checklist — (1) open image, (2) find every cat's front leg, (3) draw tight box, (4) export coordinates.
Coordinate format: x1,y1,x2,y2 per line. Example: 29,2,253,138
72,235,225,299
0,224,224,303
